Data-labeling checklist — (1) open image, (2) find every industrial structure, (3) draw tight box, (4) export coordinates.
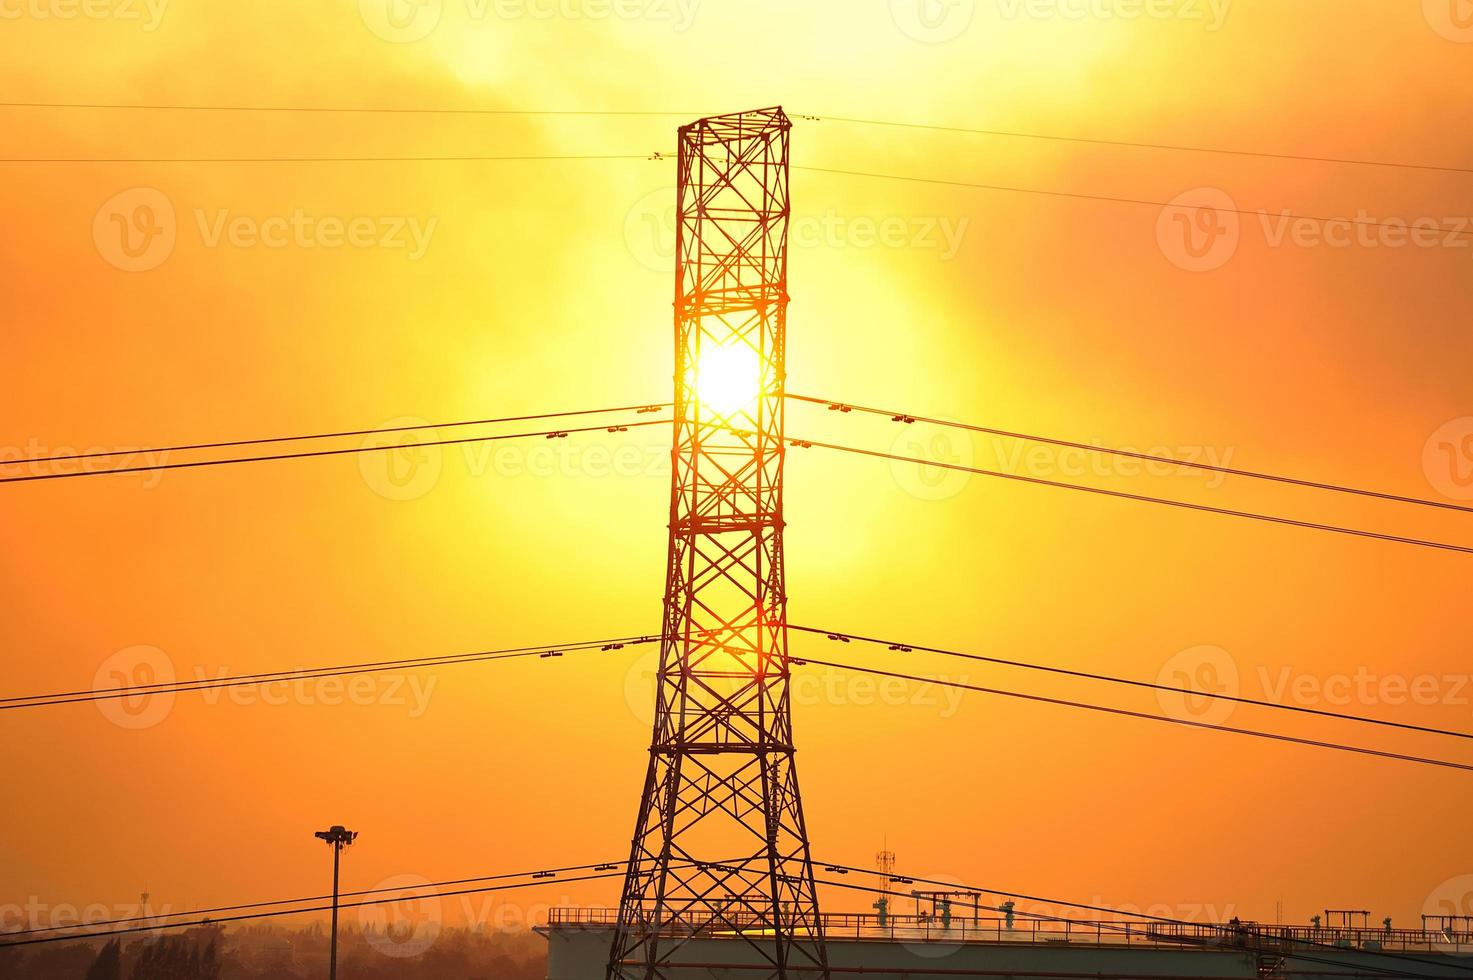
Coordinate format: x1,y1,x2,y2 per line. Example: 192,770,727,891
313,824,357,980
540,105,1473,980
6,102,1469,980
4,41,1472,980
605,106,829,980
552,906,1473,980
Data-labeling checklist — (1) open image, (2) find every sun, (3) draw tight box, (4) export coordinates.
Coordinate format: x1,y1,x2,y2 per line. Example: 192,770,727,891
696,343,763,416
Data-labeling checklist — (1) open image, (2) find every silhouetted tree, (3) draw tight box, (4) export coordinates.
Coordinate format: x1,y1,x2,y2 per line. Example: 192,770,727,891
83,940,121,980
197,940,221,980
127,936,219,980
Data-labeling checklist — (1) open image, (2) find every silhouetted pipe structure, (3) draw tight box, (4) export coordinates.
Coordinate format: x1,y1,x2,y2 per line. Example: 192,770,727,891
607,106,829,980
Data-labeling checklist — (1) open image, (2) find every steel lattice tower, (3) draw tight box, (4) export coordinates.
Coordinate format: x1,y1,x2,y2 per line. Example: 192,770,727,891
607,107,829,980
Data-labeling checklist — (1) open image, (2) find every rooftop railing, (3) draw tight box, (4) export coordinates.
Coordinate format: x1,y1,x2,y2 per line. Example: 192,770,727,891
547,908,1473,955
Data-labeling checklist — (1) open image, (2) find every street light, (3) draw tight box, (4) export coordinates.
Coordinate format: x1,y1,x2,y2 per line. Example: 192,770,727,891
314,825,357,980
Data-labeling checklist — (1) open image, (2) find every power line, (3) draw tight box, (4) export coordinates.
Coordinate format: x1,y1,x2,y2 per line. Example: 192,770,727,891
809,114,1473,178
791,165,1473,243
789,393,1473,516
1,635,652,711
791,626,1473,742
2,856,748,952
0,153,662,164
790,436,1473,556
9,855,1448,975
0,102,692,116
12,146,1460,249
2,857,641,940
798,657,1473,772
0,417,670,485
3,402,668,468
0,868,629,950
11,100,1467,177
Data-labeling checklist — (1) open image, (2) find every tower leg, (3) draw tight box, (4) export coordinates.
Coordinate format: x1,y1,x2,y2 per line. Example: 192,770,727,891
607,106,829,980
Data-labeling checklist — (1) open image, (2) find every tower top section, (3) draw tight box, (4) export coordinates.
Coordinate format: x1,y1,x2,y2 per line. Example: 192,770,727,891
678,106,790,145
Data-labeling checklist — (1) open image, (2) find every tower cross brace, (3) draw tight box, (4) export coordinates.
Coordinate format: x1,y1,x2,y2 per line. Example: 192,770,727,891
607,106,830,980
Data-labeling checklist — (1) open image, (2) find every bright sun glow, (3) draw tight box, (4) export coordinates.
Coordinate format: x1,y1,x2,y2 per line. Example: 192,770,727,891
696,344,762,416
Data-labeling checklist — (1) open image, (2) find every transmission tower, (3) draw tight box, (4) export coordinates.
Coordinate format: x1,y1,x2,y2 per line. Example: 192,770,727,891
607,106,829,980
876,846,896,879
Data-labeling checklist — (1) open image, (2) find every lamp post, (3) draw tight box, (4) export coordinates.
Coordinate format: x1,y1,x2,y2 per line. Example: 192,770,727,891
314,825,357,980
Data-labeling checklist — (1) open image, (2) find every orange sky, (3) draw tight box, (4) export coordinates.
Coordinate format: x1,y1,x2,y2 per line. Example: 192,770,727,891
3,0,1473,942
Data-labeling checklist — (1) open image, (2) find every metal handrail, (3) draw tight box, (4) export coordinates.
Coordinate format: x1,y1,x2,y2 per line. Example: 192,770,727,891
546,908,1473,954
